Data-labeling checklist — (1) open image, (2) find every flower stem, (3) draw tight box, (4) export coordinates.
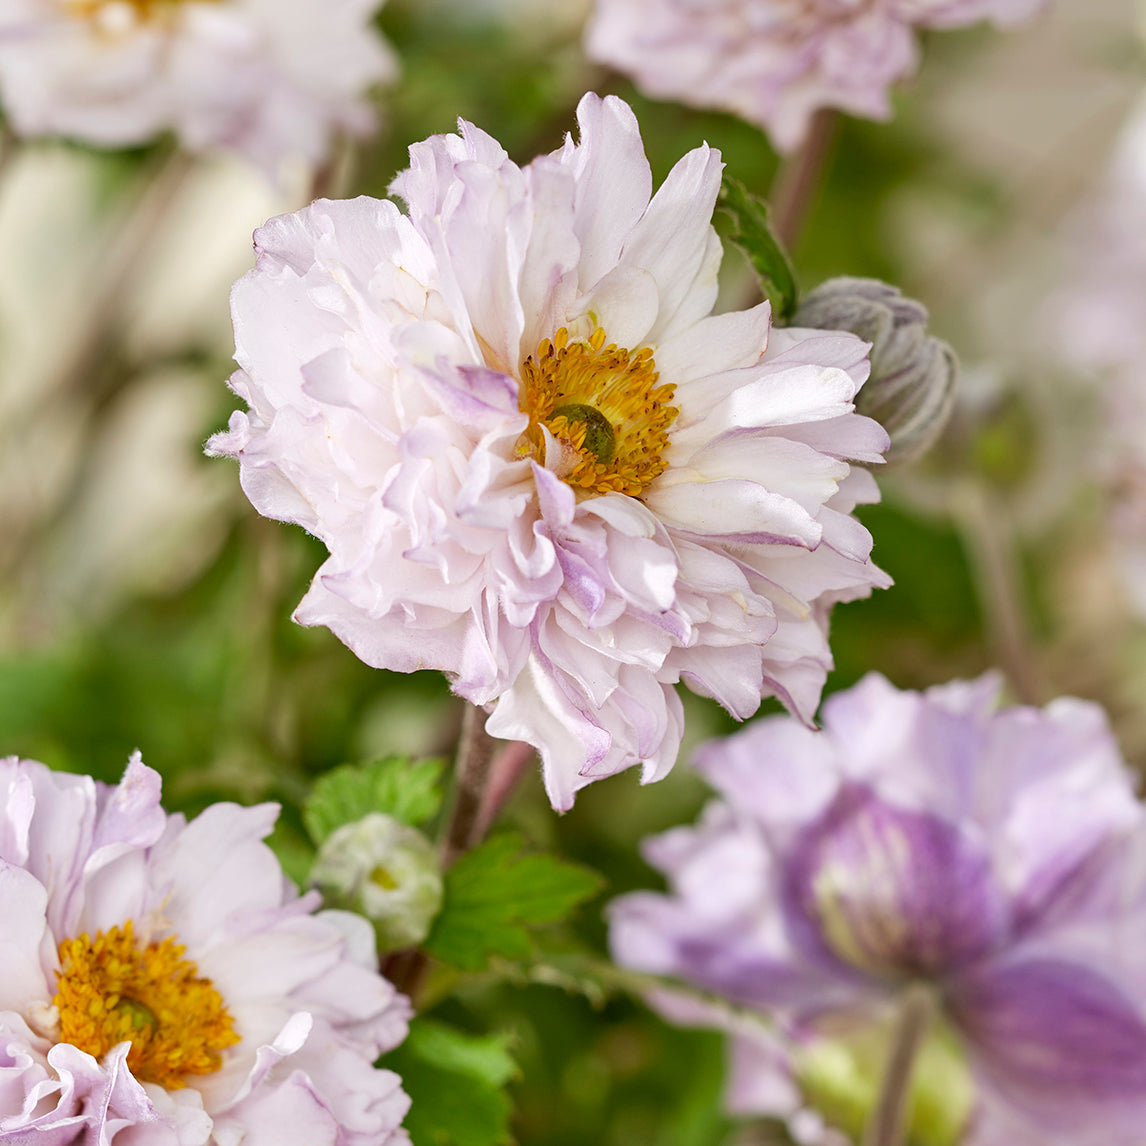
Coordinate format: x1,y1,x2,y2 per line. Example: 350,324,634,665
42,144,196,420
473,738,536,842
0,123,18,190
953,480,1044,705
0,145,197,582
768,109,838,250
862,983,936,1146
308,133,357,202
441,702,498,867
386,705,531,1001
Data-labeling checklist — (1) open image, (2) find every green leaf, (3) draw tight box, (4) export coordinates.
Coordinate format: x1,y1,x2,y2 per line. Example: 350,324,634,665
303,755,445,844
423,834,604,971
405,1018,518,1087
715,174,798,321
381,1018,518,1146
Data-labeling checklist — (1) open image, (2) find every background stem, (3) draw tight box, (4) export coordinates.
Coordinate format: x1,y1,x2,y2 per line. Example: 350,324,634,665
768,109,838,250
862,984,936,1146
954,480,1044,705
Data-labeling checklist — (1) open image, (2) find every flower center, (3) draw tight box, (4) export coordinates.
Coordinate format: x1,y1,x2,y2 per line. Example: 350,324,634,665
517,326,678,497
53,921,239,1089
66,0,215,33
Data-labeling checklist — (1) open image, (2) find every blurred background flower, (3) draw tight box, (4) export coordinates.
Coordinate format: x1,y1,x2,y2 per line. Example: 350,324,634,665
610,674,1146,1145
0,0,398,181
585,0,1047,153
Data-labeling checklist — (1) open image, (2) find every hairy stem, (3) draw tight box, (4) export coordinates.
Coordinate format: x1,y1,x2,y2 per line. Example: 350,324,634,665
441,702,498,867
862,984,936,1146
473,739,536,842
768,109,838,250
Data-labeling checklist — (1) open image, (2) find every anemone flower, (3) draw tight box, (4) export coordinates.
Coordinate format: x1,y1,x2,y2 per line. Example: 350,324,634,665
0,753,411,1144
610,673,1146,1144
0,0,396,177
209,92,890,808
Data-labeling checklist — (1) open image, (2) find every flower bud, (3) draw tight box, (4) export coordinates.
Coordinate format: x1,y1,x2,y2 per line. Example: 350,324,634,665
793,277,957,464
310,813,443,952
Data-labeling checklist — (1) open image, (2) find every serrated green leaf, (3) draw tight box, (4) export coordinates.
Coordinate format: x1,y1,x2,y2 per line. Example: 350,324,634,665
715,174,798,321
381,1019,518,1146
423,834,604,971
303,755,445,844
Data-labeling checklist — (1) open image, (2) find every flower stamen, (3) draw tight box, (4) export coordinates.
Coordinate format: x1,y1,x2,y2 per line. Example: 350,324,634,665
54,920,239,1089
518,326,678,497
66,0,214,33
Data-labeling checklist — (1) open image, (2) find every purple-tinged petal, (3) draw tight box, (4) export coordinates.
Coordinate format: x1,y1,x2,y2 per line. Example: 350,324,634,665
610,889,854,1014
950,958,1146,1132
585,0,1041,153
91,753,166,854
783,786,1007,980
692,715,839,842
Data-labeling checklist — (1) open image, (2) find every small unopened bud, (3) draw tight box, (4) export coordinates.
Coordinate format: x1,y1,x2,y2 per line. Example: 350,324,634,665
794,277,957,465
311,813,443,952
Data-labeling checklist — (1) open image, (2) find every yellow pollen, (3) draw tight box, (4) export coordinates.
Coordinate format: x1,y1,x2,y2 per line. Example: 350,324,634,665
67,0,217,27
518,326,678,497
54,921,239,1089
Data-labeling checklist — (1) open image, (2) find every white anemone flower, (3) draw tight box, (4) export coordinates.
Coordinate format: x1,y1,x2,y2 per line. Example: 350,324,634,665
209,93,891,809
0,753,412,1145
0,0,397,176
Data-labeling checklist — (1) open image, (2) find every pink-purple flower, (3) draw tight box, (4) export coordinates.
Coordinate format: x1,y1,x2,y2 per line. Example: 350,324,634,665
208,92,891,810
610,673,1146,1144
585,0,1047,152
0,753,411,1145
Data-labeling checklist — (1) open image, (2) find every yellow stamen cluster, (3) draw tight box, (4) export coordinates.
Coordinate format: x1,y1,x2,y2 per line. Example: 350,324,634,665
67,0,215,26
518,326,678,497
54,921,239,1089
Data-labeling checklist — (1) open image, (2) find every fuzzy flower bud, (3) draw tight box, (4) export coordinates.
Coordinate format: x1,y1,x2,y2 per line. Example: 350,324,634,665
311,813,444,952
794,277,957,464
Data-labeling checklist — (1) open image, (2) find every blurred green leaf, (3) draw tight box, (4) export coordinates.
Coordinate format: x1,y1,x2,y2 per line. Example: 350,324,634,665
715,175,798,320
382,1018,518,1146
406,1018,518,1087
424,834,603,971
303,755,445,844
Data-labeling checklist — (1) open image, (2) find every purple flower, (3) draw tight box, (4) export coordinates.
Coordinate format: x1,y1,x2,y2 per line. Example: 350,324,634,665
609,673,1146,1144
